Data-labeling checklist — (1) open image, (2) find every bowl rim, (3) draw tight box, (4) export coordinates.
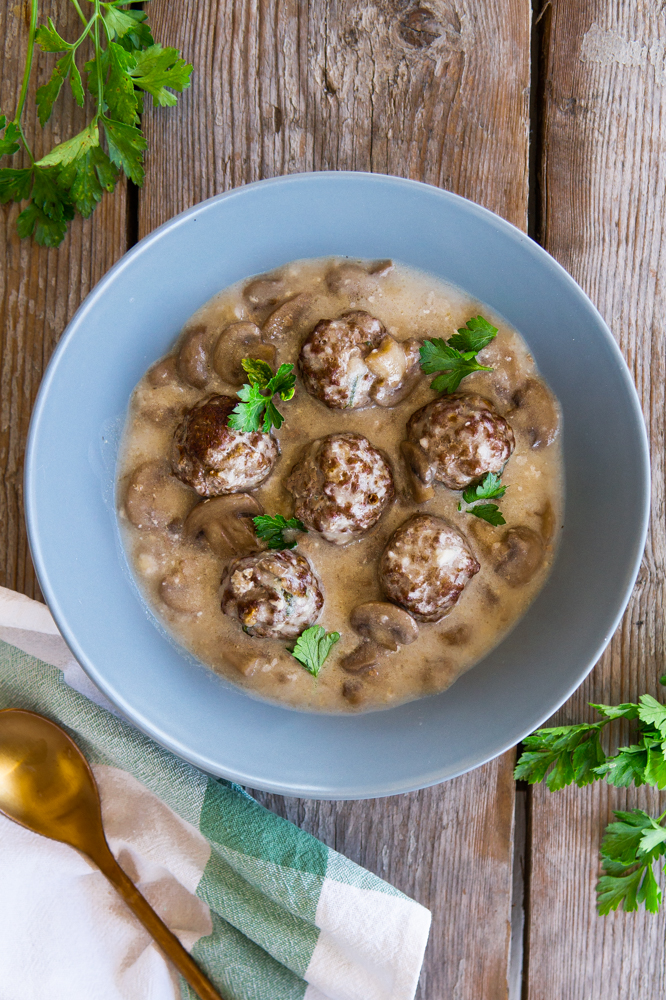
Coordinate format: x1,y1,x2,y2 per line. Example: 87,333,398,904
25,171,651,798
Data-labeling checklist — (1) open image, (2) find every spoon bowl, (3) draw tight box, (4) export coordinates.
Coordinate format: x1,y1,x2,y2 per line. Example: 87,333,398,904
0,709,106,856
0,708,225,1000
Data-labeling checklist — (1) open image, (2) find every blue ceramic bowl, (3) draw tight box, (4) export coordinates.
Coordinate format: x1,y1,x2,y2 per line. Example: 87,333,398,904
25,173,650,799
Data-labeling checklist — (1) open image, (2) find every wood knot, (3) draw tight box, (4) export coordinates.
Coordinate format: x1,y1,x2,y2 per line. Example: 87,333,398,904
398,6,442,47
396,3,461,51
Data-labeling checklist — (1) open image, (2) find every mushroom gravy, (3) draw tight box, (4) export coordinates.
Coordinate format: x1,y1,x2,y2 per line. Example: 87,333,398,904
116,257,563,713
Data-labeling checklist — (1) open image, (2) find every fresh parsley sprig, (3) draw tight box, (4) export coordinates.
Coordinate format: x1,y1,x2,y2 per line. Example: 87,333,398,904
515,695,666,913
253,514,307,550
290,625,340,678
0,0,192,247
457,472,507,526
597,810,666,915
419,316,498,394
228,359,296,433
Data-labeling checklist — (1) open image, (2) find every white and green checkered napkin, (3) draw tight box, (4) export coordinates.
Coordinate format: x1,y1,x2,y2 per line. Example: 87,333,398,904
0,588,431,1000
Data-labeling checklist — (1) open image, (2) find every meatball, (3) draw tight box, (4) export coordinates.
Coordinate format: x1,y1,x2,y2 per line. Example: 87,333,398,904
221,550,324,638
379,514,480,621
172,394,278,497
407,393,515,491
299,310,385,409
286,433,394,545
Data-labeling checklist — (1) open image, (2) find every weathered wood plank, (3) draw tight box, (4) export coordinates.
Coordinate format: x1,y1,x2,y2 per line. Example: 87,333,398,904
140,0,530,226
143,2,531,996
527,4,666,997
0,0,128,599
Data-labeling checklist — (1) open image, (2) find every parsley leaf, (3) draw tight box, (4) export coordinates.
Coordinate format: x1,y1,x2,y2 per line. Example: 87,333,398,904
35,18,70,53
228,384,267,433
595,742,649,788
0,168,33,203
468,503,506,526
37,122,100,168
0,116,21,157
253,514,307,550
458,472,507,526
128,44,193,107
57,146,118,217
515,722,608,790
291,626,340,678
3,3,190,245
419,315,497,394
447,315,498,353
242,358,275,387
597,809,666,914
36,51,76,126
228,360,296,433
116,10,155,53
419,338,492,394
102,118,147,185
462,472,507,504
102,43,141,125
638,694,666,739
103,7,143,42
267,363,297,401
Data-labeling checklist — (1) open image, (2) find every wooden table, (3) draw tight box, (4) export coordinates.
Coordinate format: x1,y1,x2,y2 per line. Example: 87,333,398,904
2,2,665,996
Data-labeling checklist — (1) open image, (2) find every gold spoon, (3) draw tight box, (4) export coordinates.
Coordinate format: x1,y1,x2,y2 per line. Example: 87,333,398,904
0,708,226,1000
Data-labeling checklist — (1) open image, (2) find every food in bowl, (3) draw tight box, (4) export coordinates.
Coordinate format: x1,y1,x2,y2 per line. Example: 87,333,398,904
116,256,563,712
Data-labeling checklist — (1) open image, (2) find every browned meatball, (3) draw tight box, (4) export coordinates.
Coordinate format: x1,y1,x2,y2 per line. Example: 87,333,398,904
379,514,480,621
299,311,385,409
172,394,278,497
221,550,324,638
286,433,394,545
407,393,515,490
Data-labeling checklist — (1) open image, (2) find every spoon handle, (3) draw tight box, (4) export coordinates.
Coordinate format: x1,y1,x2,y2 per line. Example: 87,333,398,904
95,845,226,1000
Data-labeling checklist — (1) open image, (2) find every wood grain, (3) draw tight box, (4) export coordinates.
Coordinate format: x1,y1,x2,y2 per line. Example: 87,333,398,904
527,4,666,998
140,0,531,229
142,2,531,996
0,0,128,599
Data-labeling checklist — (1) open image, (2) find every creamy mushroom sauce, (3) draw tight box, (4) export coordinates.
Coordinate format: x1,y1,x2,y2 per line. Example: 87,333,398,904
116,258,563,713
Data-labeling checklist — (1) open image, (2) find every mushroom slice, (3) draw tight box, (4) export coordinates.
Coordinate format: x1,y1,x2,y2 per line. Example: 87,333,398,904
401,440,434,503
341,679,365,705
340,641,382,674
212,322,276,386
262,293,313,341
508,377,561,449
350,602,419,651
492,526,544,587
147,355,179,388
369,259,393,276
224,647,265,677
125,461,195,531
177,324,211,389
244,276,287,310
325,259,394,296
184,493,264,560
160,560,206,613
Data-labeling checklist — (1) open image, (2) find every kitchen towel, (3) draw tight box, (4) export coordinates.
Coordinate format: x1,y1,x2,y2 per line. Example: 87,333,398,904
0,586,431,1000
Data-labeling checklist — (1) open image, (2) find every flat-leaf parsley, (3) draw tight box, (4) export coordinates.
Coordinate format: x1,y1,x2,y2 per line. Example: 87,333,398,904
228,359,296,433
253,514,307,550
515,695,666,914
458,472,507,526
291,626,340,678
419,315,498,394
0,0,192,246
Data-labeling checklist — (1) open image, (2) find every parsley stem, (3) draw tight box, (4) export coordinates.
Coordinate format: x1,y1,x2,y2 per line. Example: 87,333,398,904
93,1,105,119
69,0,89,27
72,13,98,52
14,0,39,127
